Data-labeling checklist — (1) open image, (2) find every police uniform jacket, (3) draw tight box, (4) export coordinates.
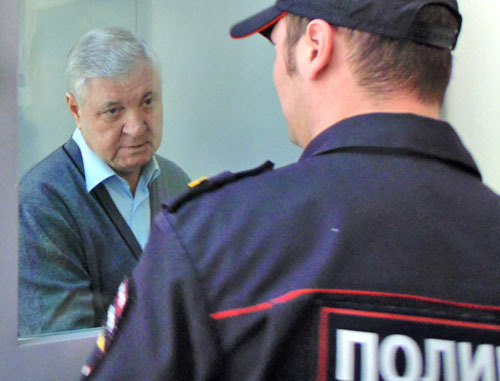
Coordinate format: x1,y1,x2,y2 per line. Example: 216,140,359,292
84,113,500,380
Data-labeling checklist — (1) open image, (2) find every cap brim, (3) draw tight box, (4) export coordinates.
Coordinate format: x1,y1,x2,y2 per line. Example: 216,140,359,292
230,6,287,39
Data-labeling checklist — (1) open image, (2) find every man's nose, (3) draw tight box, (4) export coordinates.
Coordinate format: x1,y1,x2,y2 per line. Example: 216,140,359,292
122,109,147,136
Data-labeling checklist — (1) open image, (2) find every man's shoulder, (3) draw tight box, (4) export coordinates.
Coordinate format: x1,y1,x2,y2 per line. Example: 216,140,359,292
154,154,181,170
154,154,189,180
21,146,67,180
19,143,82,199
162,160,276,214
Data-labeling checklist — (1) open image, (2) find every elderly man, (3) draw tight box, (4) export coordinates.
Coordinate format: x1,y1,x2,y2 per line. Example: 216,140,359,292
18,27,190,336
82,1,500,380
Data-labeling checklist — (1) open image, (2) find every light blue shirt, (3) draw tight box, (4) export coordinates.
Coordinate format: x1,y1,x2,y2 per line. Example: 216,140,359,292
72,129,160,249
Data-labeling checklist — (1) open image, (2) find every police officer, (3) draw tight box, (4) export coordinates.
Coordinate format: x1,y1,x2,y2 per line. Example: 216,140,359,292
82,0,500,379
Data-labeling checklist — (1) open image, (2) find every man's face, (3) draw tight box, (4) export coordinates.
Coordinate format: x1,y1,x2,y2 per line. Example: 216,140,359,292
271,18,302,146
68,62,163,178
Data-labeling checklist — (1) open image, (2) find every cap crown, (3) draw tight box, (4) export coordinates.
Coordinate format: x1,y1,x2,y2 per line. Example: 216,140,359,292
231,0,462,49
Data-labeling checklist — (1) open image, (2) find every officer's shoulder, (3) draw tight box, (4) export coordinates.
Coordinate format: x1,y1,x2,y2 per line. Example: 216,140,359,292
163,160,274,213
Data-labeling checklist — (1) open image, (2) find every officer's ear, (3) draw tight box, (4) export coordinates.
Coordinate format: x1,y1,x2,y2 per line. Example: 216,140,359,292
300,19,334,80
66,92,82,129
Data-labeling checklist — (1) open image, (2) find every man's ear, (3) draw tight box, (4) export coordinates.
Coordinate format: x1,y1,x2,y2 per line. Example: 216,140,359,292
66,92,82,128
301,19,334,80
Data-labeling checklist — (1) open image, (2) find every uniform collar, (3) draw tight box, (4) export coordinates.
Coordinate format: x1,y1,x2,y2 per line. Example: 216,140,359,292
300,113,481,179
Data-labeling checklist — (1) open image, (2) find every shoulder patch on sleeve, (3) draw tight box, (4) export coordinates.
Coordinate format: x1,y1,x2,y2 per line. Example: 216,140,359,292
163,160,274,213
81,278,134,379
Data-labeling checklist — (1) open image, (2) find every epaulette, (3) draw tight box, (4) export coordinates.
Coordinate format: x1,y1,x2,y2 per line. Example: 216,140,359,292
163,160,274,213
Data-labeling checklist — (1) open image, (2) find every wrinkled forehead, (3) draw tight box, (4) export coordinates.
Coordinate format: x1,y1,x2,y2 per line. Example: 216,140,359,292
81,74,160,111
81,61,162,102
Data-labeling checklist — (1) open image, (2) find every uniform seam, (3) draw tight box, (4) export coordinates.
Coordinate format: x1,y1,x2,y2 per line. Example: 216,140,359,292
164,214,226,366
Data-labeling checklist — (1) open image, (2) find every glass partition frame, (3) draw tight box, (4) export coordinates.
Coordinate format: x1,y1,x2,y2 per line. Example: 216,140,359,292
0,1,100,379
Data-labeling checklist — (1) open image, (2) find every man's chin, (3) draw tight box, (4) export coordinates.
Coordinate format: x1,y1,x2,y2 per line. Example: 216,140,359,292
113,155,153,176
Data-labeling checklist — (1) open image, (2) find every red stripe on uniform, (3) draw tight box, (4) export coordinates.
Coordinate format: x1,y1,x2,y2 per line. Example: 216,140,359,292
211,301,273,320
210,289,500,320
323,307,500,331
317,308,331,381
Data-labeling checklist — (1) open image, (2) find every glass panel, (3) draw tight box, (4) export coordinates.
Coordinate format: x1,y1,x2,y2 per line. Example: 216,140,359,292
18,0,137,176
18,0,143,337
18,0,300,338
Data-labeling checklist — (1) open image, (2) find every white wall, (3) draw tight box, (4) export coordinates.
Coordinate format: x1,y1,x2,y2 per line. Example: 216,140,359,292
150,0,301,179
444,0,500,193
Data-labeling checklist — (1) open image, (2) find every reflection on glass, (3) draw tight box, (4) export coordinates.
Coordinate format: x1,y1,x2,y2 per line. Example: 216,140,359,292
17,1,191,336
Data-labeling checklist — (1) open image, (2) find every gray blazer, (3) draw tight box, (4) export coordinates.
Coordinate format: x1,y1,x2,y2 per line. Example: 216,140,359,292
18,138,190,336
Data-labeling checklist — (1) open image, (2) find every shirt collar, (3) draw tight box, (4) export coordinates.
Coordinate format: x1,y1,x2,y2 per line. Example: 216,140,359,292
141,153,161,189
72,128,160,193
299,113,480,178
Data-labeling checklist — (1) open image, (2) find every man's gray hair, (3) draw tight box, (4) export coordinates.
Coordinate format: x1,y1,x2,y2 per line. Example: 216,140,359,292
65,26,160,103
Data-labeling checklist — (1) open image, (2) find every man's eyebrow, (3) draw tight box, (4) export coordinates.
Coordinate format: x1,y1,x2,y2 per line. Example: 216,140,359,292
100,101,121,111
99,91,156,111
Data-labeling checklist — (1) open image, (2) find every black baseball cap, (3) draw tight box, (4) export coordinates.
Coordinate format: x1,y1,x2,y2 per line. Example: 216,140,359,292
230,0,462,50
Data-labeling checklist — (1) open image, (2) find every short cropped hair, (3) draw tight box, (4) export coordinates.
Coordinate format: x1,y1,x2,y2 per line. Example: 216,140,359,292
65,27,160,104
286,14,311,74
285,5,460,104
